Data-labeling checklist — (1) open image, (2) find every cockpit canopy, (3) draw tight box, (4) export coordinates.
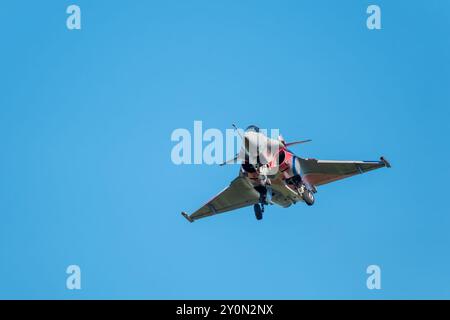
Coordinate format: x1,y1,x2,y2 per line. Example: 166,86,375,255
245,125,260,133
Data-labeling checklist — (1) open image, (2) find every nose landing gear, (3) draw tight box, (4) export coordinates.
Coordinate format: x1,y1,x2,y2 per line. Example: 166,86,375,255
253,185,269,221
254,203,263,220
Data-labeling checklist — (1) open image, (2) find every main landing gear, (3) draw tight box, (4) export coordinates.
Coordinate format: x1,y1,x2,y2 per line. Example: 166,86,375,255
302,188,315,206
297,183,315,206
289,175,315,206
286,175,314,206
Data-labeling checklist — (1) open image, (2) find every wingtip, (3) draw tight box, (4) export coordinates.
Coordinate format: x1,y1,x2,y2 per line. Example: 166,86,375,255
380,156,391,168
181,212,194,223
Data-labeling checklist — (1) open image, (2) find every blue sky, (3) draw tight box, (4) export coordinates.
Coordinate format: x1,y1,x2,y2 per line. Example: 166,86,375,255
0,1,449,299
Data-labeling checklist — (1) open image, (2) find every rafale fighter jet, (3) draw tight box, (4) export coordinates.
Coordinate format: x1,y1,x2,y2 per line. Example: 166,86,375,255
181,125,391,222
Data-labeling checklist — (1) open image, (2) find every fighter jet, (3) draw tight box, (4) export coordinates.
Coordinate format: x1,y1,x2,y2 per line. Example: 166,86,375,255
181,125,391,222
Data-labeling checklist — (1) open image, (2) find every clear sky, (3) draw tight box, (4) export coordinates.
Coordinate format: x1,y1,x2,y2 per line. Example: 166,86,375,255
0,1,449,299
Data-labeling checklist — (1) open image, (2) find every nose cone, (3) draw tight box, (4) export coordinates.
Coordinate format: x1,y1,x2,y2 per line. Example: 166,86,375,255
242,128,282,165
243,130,259,154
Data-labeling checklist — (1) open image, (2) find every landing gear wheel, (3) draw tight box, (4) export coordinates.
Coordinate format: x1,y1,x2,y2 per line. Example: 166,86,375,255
303,189,315,206
254,204,263,220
